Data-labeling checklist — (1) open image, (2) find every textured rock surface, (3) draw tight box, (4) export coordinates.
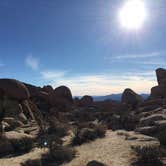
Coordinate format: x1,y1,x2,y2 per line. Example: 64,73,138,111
121,88,143,107
0,79,29,100
79,95,94,107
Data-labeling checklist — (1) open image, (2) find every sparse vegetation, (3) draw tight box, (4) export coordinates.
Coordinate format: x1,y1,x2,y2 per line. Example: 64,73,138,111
44,143,76,165
71,123,107,146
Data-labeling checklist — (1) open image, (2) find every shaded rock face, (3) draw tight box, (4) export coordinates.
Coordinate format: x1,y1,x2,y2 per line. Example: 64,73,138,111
150,68,166,99
23,83,41,98
42,85,54,94
156,68,166,86
121,89,143,108
87,160,106,166
49,86,73,110
79,95,94,107
0,79,29,101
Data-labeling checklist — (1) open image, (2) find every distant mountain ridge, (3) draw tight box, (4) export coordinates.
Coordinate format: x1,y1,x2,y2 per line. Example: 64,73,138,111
93,93,149,101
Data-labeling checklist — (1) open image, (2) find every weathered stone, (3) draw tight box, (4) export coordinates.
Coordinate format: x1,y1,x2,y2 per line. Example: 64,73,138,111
0,79,29,100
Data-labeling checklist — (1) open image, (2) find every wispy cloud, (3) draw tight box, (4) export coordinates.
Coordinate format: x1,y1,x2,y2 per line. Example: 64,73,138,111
112,51,161,59
41,70,66,79
40,70,157,96
25,55,39,70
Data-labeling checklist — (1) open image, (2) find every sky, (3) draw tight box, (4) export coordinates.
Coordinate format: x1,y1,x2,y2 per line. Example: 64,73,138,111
0,0,166,96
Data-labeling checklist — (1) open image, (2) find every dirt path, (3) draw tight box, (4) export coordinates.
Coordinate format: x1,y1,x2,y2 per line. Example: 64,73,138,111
0,148,48,166
0,130,158,166
63,131,136,166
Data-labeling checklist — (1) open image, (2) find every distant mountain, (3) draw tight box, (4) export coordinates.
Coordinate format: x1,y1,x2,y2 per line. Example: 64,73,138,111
93,93,149,101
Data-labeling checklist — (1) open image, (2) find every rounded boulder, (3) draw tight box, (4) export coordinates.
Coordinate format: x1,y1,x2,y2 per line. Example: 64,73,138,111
0,79,30,100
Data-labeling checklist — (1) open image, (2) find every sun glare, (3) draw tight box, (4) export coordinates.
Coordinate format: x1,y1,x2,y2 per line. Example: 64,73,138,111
118,0,147,30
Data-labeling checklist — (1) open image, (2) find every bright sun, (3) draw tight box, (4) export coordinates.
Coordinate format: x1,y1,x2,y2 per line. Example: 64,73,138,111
118,0,147,30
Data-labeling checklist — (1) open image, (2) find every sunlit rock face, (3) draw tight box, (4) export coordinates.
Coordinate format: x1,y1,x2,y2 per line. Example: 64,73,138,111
121,88,143,107
150,68,166,99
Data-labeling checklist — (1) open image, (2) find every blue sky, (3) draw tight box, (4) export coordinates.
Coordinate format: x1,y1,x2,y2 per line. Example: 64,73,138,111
0,0,165,95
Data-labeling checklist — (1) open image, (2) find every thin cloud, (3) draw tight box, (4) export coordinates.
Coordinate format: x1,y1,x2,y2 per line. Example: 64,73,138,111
25,55,39,70
41,70,157,96
111,51,161,60
41,70,66,79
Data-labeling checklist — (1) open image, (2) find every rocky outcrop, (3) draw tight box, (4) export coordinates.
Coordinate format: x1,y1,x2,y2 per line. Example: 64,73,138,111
121,88,143,107
79,95,94,107
150,68,166,99
156,68,166,86
23,83,41,98
42,85,54,94
0,79,30,100
49,86,73,111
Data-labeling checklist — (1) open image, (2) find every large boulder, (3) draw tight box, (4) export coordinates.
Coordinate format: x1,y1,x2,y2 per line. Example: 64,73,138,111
121,88,143,107
149,68,166,99
139,114,166,127
3,117,24,130
150,85,166,98
79,95,94,107
49,86,73,109
0,79,29,100
23,83,41,98
42,85,54,94
2,99,22,117
0,136,14,156
156,68,166,86
5,131,34,152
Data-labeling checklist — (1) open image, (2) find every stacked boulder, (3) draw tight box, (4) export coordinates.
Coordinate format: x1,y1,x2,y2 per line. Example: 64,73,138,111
150,68,166,99
0,79,42,156
134,68,166,146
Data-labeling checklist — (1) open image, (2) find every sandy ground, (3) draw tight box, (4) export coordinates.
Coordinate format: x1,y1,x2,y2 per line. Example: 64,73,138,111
0,131,135,166
0,148,48,166
63,131,136,166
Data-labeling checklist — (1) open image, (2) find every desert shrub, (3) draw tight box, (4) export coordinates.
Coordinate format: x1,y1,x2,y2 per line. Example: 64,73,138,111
93,123,107,138
48,120,69,137
71,124,106,146
44,142,76,164
10,136,33,153
21,159,42,166
131,144,159,161
131,144,164,166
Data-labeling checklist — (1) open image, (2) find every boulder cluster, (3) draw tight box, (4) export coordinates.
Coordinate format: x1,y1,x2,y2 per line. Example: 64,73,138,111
0,68,166,165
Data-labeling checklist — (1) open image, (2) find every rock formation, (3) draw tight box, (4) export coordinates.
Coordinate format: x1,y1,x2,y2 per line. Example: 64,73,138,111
150,68,166,98
0,79,30,101
121,88,143,108
79,95,94,107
